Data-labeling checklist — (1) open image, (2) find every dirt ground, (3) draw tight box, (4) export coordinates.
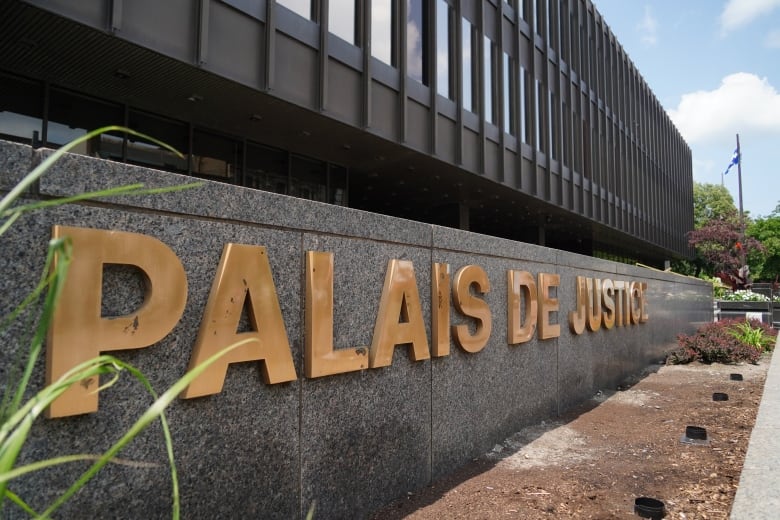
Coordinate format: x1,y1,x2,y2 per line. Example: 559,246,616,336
372,357,770,519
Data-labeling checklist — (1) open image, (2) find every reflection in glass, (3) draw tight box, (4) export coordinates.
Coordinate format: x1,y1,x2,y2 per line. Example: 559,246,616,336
407,0,427,84
329,165,348,206
290,155,327,202
0,74,42,144
503,53,515,135
548,90,556,159
330,0,356,44
436,0,452,98
462,18,475,112
534,79,542,150
127,111,189,173
192,130,241,181
278,0,311,19
484,36,494,124
520,66,528,143
48,89,123,160
372,0,394,65
246,143,289,194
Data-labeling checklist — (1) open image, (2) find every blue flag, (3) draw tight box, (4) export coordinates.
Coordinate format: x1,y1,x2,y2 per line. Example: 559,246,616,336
724,148,739,175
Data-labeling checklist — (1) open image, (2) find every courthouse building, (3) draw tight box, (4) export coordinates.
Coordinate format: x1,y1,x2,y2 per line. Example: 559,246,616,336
0,0,693,266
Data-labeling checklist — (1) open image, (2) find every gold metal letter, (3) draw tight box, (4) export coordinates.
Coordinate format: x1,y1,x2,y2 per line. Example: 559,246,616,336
508,270,538,343
568,276,588,335
369,259,430,368
629,282,642,325
639,282,649,323
601,279,615,329
47,226,187,417
182,244,296,398
304,251,367,378
586,278,602,332
431,263,451,357
452,265,492,353
537,273,561,340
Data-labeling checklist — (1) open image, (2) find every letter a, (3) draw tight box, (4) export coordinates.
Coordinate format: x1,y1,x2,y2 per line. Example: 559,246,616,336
183,244,296,398
369,259,430,368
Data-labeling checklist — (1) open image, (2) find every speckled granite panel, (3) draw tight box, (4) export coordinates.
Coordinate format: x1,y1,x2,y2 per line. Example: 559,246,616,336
432,224,557,263
33,146,432,247
0,140,34,190
299,234,432,519
430,252,558,479
1,203,302,520
0,140,715,519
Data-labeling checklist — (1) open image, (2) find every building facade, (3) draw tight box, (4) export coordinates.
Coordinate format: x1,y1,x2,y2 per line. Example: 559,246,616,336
0,0,693,266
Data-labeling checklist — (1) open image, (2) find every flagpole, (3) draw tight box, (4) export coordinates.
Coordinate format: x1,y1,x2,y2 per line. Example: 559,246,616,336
736,133,746,272
737,133,743,228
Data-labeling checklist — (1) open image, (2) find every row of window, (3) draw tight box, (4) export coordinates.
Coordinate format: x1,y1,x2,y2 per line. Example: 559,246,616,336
272,0,687,234
0,73,348,205
273,0,668,159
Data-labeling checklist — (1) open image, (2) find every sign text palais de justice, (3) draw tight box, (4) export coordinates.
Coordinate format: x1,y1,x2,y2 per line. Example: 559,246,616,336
47,226,649,417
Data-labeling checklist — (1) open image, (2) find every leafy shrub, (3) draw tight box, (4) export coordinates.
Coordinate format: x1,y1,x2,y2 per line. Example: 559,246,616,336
668,318,776,365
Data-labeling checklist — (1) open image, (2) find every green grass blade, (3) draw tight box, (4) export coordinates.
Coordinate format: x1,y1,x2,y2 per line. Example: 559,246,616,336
0,454,99,485
0,125,183,216
3,238,72,422
4,488,39,517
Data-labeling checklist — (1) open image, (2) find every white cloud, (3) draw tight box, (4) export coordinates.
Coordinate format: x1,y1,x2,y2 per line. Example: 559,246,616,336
766,29,780,47
720,0,780,33
669,73,780,144
637,6,658,46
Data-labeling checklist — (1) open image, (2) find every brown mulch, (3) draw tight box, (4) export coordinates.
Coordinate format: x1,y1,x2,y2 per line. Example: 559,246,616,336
372,357,770,519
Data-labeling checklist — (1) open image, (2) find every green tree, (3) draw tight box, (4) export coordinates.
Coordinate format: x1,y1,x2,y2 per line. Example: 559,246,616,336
693,182,738,229
747,209,780,282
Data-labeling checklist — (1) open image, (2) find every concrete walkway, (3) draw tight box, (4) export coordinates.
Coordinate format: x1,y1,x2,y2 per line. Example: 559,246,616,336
730,336,780,519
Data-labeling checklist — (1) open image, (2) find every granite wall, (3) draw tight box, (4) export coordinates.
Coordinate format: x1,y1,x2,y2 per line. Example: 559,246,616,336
0,140,712,519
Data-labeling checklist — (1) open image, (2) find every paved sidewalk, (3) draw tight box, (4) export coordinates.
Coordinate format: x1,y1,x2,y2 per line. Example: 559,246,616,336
731,337,780,519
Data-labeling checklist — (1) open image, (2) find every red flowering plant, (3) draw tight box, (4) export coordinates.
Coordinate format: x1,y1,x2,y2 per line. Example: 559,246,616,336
687,219,764,289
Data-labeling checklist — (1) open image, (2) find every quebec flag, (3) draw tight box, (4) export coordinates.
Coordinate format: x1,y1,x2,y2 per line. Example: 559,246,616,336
724,148,739,175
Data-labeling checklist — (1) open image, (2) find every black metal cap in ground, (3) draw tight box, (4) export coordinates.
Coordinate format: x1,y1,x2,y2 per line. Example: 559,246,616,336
634,496,665,518
713,392,729,401
686,425,707,440
730,373,744,381
680,425,710,445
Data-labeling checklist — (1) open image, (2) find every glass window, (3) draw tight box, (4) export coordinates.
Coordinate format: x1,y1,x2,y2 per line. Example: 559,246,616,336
329,165,348,206
192,129,241,182
246,142,289,194
503,53,515,135
436,0,453,98
548,90,557,159
462,18,477,113
484,36,495,124
290,155,327,202
329,0,356,44
278,0,312,19
534,79,543,151
372,0,395,65
127,111,189,173
0,74,43,145
47,89,124,160
520,66,529,143
407,0,428,85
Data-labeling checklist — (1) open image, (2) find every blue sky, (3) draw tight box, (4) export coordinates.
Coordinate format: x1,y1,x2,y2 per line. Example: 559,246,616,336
593,0,780,218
